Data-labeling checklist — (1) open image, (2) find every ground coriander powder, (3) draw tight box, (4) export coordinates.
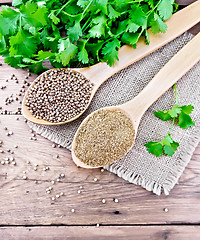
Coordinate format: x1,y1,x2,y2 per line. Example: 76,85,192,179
74,108,135,167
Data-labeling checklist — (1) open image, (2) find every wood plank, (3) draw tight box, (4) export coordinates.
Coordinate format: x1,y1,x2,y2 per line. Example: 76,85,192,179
0,226,200,240
176,0,197,5
0,0,11,4
0,116,200,225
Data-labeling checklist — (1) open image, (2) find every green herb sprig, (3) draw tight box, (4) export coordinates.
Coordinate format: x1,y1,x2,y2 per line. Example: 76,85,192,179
145,84,195,157
0,0,178,74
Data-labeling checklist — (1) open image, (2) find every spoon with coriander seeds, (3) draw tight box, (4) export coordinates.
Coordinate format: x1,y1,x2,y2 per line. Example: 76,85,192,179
71,32,200,168
22,2,200,125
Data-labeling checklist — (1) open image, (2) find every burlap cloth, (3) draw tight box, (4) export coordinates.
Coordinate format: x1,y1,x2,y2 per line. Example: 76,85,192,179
28,32,200,195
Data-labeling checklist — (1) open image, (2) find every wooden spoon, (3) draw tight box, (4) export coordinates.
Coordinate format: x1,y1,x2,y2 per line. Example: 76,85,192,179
72,32,200,168
22,1,200,125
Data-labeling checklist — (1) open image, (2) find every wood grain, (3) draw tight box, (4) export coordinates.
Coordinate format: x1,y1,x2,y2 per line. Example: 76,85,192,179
0,226,200,240
176,0,197,5
0,116,200,225
0,1,199,238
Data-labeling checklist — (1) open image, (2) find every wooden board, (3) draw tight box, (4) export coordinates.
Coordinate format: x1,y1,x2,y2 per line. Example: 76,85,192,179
0,0,199,239
1,226,200,240
0,117,200,225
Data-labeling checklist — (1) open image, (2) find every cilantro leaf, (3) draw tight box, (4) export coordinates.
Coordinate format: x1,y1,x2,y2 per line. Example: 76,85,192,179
154,105,182,120
145,133,179,157
127,22,140,33
20,2,48,28
57,39,78,65
9,29,38,57
94,0,108,14
121,32,140,47
78,42,89,64
49,12,60,25
108,4,121,20
163,141,179,156
77,0,90,8
0,6,20,34
86,41,104,60
157,0,174,21
129,4,147,27
154,110,172,121
36,50,55,60
178,111,195,129
168,105,182,118
181,105,194,114
102,38,120,66
89,15,106,38
150,13,167,34
67,21,82,42
145,141,163,157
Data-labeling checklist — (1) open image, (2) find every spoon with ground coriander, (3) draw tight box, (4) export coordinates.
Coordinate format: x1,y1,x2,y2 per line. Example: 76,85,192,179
22,3,200,125
72,32,200,168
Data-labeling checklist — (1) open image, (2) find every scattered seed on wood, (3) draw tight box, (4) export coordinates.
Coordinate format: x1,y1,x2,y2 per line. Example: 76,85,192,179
23,175,27,180
102,199,106,204
74,109,135,167
71,209,75,213
25,69,92,123
94,178,98,182
164,208,169,212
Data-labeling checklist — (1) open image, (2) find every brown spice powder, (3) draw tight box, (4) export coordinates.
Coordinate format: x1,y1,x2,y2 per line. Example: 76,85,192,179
74,109,135,167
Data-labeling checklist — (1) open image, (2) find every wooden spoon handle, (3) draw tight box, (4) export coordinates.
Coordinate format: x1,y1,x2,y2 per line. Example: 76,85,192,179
123,31,200,119
83,0,200,86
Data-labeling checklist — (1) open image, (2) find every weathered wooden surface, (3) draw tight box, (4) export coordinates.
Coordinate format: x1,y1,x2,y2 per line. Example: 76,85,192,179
0,0,199,239
1,226,200,240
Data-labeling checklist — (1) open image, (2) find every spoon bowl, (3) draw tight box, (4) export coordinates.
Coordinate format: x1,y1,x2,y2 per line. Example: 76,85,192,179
22,2,200,125
72,32,200,168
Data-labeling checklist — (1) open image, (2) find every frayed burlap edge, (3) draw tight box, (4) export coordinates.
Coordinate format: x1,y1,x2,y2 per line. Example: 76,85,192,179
105,127,200,195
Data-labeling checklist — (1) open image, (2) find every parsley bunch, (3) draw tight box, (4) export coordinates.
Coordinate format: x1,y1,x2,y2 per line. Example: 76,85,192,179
0,0,177,73
145,84,195,157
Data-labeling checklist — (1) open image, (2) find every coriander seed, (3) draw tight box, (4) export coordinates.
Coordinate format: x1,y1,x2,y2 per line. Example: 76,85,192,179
25,69,93,123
